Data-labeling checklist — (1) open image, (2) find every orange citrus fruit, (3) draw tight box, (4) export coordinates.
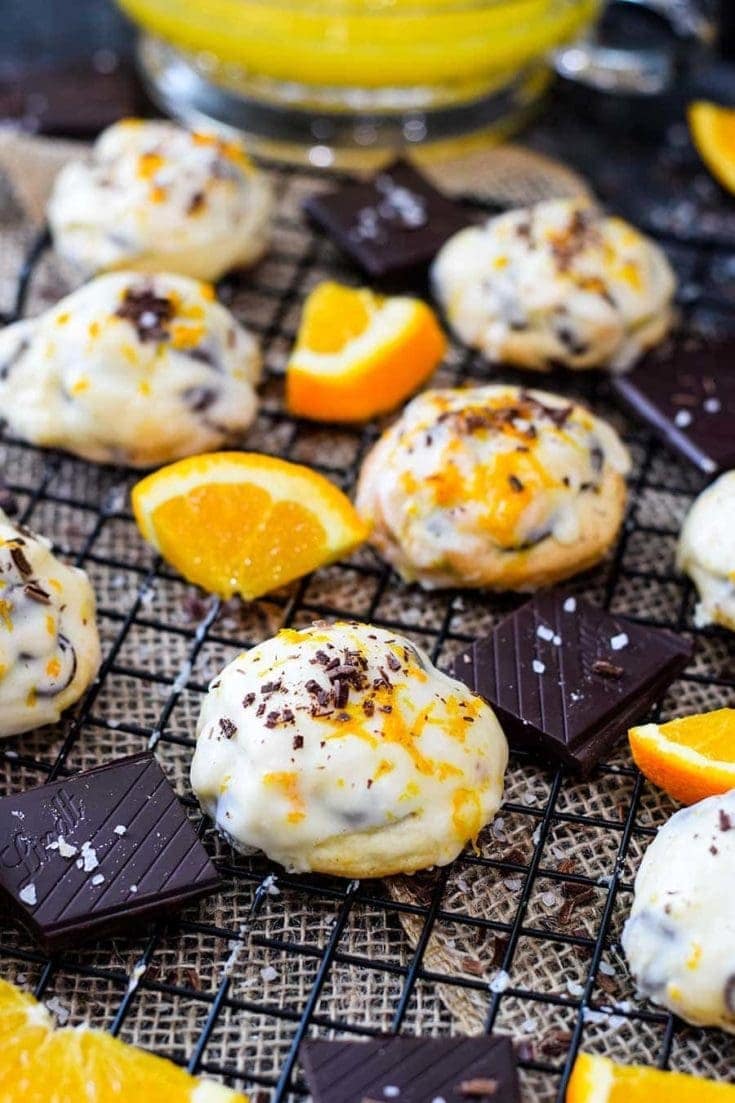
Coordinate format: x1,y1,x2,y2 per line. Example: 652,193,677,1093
286,281,446,422
567,1052,735,1103
132,451,369,601
629,707,735,805
689,101,735,195
0,977,246,1102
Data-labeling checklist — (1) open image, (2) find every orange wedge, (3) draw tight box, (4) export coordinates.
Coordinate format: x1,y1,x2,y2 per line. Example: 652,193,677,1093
132,451,368,601
0,977,246,1102
567,1052,735,1103
629,707,735,804
286,280,446,422
689,101,735,195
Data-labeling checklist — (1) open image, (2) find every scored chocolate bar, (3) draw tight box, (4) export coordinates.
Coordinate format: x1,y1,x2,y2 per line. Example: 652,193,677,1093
611,338,735,476
301,1034,521,1103
452,591,693,773
0,753,219,949
303,159,472,280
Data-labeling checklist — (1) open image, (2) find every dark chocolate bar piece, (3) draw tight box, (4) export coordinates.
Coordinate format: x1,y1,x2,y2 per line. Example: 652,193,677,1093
0,753,219,949
611,339,735,475
452,591,693,773
301,1034,520,1103
303,159,472,279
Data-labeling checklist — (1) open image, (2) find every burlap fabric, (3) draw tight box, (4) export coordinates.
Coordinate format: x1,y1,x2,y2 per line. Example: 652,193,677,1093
0,130,733,1102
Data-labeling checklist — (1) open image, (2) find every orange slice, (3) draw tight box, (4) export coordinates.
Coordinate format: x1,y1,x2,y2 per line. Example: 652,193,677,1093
0,977,246,1102
567,1052,735,1103
629,707,735,804
689,101,735,195
286,280,446,422
132,451,368,601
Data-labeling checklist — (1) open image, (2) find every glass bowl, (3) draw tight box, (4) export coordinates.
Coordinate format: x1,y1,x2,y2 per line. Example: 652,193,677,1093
119,0,602,165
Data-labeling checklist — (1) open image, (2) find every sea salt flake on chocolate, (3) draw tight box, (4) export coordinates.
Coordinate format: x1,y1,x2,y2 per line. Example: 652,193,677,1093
0,754,219,949
610,633,629,651
451,591,692,773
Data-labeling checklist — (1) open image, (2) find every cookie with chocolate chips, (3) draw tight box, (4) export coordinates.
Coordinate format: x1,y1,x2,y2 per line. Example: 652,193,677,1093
0,509,100,739
0,271,261,468
191,621,508,878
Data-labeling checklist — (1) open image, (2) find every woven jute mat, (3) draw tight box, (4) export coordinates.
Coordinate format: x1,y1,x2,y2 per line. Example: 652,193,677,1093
0,128,732,1103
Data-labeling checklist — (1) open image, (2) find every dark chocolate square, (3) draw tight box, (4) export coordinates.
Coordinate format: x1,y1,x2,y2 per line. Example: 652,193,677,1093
611,338,735,475
303,159,472,279
301,1034,520,1103
0,753,219,949
452,592,693,773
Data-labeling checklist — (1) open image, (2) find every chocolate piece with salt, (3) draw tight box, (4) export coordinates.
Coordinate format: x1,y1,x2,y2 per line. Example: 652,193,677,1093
301,1034,520,1103
452,591,693,773
611,339,735,476
303,159,472,279
0,753,218,949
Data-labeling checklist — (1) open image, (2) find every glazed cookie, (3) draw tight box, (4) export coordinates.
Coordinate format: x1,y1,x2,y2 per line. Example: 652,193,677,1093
0,271,261,467
48,118,272,281
0,510,101,738
432,198,676,372
677,470,735,631
355,385,631,591
622,790,735,1032
191,621,508,877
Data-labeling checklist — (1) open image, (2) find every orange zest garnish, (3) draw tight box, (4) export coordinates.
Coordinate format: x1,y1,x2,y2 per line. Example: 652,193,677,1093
132,451,368,601
0,977,247,1102
689,101,735,196
567,1052,735,1103
629,707,735,805
286,281,446,423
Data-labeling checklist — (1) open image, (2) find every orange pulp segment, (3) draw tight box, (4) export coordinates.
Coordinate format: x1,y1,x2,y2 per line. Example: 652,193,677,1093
567,1052,735,1103
286,281,446,422
689,101,735,195
131,451,369,601
629,707,735,804
0,976,247,1102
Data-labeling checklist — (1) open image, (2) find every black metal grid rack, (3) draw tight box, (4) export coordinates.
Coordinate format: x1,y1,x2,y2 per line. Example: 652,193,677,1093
1,152,735,1103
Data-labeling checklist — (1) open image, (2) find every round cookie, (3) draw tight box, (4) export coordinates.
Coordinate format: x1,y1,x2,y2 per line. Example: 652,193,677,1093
355,385,631,591
432,198,676,372
0,271,261,468
0,509,101,739
622,790,735,1032
677,470,735,632
190,621,508,877
48,118,272,281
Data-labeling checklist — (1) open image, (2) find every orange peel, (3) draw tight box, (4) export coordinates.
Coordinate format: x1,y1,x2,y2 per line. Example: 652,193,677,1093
629,707,735,805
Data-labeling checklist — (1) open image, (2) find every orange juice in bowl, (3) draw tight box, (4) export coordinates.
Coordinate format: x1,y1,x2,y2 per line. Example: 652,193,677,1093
119,0,602,164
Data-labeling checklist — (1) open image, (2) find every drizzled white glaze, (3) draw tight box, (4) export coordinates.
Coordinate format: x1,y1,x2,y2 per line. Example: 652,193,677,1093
432,198,675,372
355,384,630,590
677,470,735,631
623,790,735,1032
48,119,272,281
0,271,260,467
191,622,508,877
0,510,100,738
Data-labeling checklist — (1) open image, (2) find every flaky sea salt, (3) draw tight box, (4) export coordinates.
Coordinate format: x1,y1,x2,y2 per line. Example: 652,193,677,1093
537,625,555,642
532,659,545,674
610,633,629,651
260,965,279,983
19,884,37,906
674,409,692,428
489,969,510,994
563,597,577,613
114,825,127,836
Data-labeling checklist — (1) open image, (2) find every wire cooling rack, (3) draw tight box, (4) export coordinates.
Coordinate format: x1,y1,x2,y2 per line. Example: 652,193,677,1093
1,154,735,1103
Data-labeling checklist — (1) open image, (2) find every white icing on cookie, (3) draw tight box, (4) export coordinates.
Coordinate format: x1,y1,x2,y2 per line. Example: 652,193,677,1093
432,199,675,372
355,384,630,591
48,119,272,281
0,510,100,738
191,622,508,877
623,790,735,1032
677,470,735,632
0,271,260,467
